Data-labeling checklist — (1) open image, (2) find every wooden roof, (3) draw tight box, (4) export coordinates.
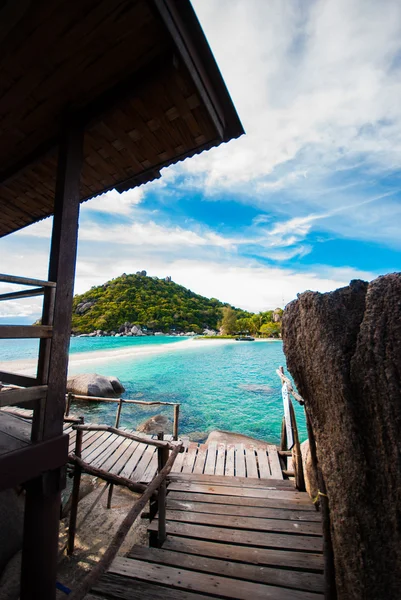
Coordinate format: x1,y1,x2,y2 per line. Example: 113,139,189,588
0,0,243,238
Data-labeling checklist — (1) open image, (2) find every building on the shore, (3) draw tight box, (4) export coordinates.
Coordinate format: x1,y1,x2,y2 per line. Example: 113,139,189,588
0,2,243,598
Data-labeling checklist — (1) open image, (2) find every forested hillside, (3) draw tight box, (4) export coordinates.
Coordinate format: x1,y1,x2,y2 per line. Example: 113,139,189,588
71,273,252,334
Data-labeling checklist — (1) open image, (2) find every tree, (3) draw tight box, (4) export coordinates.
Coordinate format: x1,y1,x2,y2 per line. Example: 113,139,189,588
220,306,238,335
260,322,281,338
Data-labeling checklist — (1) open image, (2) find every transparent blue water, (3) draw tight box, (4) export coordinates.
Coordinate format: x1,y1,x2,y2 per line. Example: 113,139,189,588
0,337,306,444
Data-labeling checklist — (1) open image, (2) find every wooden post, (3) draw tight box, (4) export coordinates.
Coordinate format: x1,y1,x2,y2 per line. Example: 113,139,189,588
157,432,168,547
173,404,179,441
65,392,73,417
280,416,287,451
114,399,123,428
289,400,306,492
67,429,83,555
21,123,84,600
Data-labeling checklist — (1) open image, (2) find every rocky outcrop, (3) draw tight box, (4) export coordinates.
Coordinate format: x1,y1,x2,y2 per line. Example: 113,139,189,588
282,274,401,599
206,430,268,446
67,373,125,398
137,415,172,435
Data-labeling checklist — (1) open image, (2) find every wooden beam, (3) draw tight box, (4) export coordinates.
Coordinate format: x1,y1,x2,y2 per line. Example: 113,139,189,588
0,287,44,301
0,273,56,287
21,123,83,600
0,385,48,408
0,325,52,339
0,371,38,387
73,424,182,451
39,122,84,441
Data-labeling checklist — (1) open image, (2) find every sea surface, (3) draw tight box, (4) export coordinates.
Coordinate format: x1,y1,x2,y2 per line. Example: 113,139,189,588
0,337,306,444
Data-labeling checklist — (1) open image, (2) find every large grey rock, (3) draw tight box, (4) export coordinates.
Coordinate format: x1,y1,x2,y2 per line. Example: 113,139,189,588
206,430,269,446
282,274,401,599
67,373,125,398
137,415,172,434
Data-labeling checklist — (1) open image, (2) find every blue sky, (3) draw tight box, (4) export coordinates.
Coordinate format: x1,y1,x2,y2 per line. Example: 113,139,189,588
1,0,401,319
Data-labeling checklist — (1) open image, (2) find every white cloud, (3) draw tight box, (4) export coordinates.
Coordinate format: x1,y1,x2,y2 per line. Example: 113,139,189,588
83,187,144,215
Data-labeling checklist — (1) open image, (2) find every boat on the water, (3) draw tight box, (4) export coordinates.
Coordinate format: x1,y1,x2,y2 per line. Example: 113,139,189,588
235,336,255,341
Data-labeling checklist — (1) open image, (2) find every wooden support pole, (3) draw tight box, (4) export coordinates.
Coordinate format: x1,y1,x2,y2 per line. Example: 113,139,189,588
280,416,287,451
173,404,179,441
68,443,182,600
157,432,168,546
67,429,83,556
289,400,306,492
114,399,123,428
65,392,72,417
21,123,84,600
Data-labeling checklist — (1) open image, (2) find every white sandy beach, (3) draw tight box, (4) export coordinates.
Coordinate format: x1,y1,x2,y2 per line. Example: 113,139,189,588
0,337,240,377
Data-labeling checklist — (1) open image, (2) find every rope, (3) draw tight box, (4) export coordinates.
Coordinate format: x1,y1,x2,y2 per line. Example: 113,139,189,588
313,491,328,504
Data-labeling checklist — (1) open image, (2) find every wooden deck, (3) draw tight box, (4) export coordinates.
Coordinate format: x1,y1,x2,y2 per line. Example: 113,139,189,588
88,473,323,599
2,407,285,482
65,426,284,483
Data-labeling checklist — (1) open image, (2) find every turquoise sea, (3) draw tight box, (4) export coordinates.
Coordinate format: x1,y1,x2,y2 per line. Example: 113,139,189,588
0,337,306,444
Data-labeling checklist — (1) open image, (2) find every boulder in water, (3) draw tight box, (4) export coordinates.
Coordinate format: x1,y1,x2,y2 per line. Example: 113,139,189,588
67,373,125,398
137,414,172,434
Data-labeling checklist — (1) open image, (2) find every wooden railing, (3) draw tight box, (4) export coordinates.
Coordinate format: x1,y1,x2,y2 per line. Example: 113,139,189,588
0,274,56,438
67,424,183,600
276,366,305,491
65,393,180,441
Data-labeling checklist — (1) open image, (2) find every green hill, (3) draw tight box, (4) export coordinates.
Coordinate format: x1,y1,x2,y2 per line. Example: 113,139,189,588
71,273,252,334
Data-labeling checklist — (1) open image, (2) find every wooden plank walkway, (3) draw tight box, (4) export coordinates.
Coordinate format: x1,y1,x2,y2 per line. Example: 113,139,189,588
2,407,284,482
88,473,323,599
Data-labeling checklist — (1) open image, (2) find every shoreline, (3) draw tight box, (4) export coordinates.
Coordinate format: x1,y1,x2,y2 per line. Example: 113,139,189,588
0,337,236,376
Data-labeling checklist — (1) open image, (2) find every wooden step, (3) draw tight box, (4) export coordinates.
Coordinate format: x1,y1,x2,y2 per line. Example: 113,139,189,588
107,556,323,600
160,509,323,536
167,481,312,504
128,545,324,594
161,535,324,573
148,521,323,552
166,498,322,521
91,573,211,599
167,490,317,511
168,472,292,488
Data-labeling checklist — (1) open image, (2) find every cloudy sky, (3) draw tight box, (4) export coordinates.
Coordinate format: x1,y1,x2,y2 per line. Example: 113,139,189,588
1,0,401,320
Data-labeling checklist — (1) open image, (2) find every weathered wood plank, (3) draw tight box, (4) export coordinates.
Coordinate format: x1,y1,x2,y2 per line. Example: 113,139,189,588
165,499,322,522
0,371,38,387
0,274,55,287
128,545,324,593
119,440,147,479
203,442,216,475
168,472,293,489
244,446,259,478
225,444,235,476
0,385,48,407
132,444,157,483
0,325,52,339
167,482,312,503
93,573,212,599
162,536,324,572
267,445,283,480
214,442,226,475
81,432,114,462
109,557,323,600
192,443,207,475
181,442,198,474
148,521,323,552
163,509,322,536
108,438,137,476
235,444,246,477
167,490,316,512
170,438,188,473
256,448,271,479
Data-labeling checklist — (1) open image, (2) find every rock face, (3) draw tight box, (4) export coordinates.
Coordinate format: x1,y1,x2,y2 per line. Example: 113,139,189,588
206,430,268,446
67,373,125,398
282,274,401,599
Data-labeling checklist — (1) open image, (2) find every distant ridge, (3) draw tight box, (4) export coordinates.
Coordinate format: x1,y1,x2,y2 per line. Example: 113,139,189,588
71,272,251,334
